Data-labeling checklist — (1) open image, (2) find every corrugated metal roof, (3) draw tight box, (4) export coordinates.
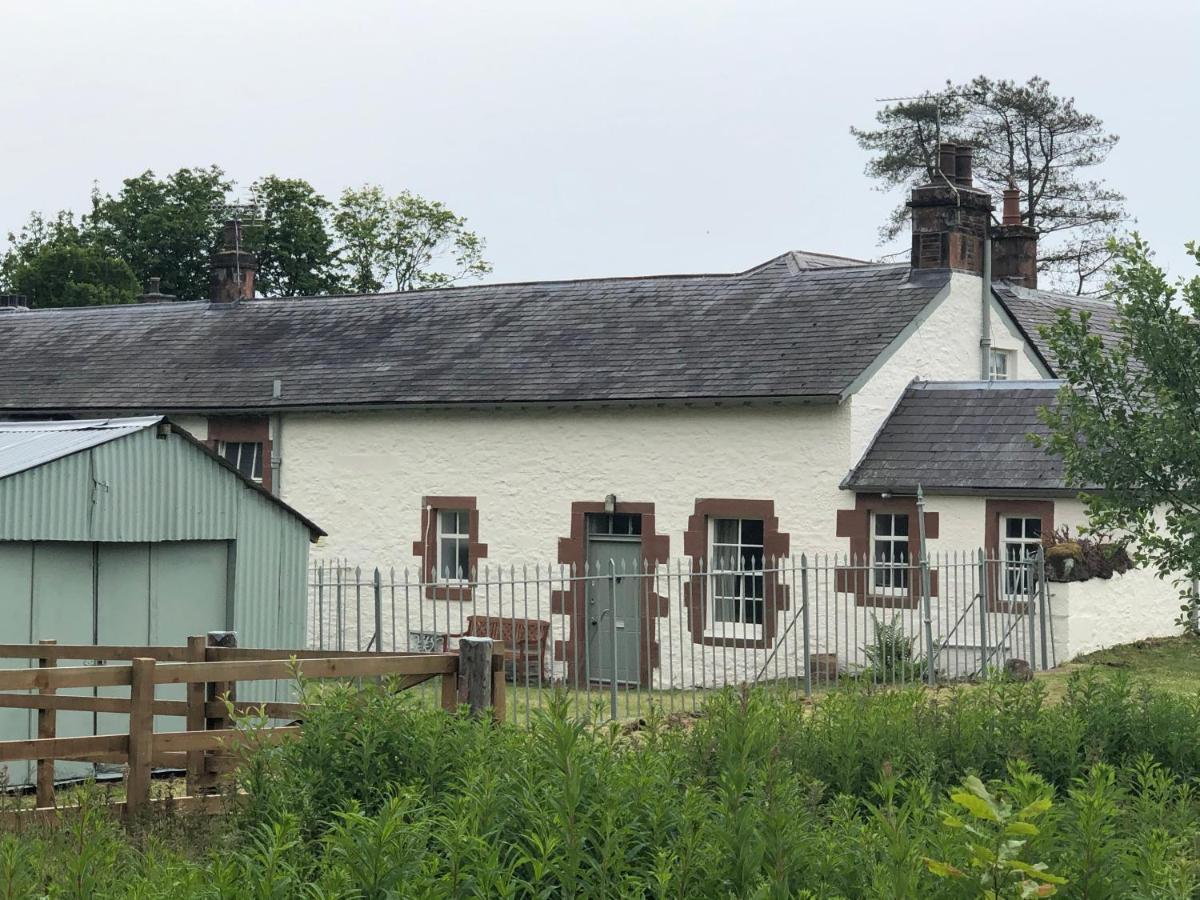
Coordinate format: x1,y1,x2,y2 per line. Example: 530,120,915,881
0,417,324,537
0,417,162,479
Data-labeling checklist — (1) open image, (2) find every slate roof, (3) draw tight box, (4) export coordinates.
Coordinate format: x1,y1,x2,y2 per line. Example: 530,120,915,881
842,381,1091,495
993,283,1123,374
0,255,948,413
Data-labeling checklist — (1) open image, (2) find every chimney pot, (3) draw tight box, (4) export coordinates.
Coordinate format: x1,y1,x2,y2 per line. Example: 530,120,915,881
1002,186,1022,226
937,142,957,182
954,145,973,187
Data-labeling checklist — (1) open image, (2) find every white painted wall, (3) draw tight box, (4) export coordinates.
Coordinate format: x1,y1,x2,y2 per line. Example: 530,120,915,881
848,273,1050,465
1049,567,1184,662
282,402,853,567
169,415,208,442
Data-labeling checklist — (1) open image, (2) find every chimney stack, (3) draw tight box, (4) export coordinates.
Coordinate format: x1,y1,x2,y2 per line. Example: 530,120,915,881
992,184,1038,288
138,276,176,304
209,220,257,302
909,143,992,274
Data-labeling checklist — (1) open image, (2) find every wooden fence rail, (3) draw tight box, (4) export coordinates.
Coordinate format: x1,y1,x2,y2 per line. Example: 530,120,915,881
0,633,504,823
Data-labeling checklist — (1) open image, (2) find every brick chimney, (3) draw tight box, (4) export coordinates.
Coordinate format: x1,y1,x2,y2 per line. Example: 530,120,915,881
909,142,992,275
209,220,257,302
991,185,1038,288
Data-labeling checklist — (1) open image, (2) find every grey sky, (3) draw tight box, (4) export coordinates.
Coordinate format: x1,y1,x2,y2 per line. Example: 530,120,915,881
3,0,1196,288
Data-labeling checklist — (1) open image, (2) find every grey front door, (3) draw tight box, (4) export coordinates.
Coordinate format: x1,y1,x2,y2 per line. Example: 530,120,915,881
584,514,643,685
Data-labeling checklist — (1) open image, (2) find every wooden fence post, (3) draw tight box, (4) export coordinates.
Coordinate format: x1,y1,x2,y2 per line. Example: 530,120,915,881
440,667,458,712
458,637,493,718
36,639,56,808
205,632,238,731
185,635,207,795
126,657,156,817
490,643,506,723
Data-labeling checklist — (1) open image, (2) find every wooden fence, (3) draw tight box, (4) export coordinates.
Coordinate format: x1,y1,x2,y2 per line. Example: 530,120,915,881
0,634,504,824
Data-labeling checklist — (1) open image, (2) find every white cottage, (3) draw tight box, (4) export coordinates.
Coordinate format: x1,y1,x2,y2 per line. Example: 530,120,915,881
0,145,1179,684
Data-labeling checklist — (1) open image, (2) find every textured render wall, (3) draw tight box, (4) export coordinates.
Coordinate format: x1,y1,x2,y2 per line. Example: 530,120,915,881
849,273,1049,464
170,415,208,442
282,402,853,566
1049,567,1183,662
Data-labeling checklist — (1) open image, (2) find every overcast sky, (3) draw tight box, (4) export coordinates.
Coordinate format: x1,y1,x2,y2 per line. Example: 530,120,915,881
3,1,1197,288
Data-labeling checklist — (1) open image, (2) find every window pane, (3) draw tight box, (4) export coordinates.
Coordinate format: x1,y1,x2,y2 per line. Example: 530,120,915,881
894,566,909,589
713,519,739,544
741,518,764,546
712,595,737,623
1006,517,1023,539
744,597,765,625
874,541,893,564
438,537,458,578
892,540,909,565
874,513,892,537
455,541,471,579
892,514,909,537
741,547,764,571
713,546,738,571
1025,518,1042,539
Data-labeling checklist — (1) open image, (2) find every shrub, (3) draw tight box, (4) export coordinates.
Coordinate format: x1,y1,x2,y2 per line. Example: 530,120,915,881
5,675,1200,896
1043,526,1134,582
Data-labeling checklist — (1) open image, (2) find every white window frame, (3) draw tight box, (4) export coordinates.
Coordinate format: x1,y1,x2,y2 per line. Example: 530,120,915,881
706,517,766,641
1002,515,1042,596
869,512,911,597
217,440,263,483
989,348,1014,381
435,509,471,583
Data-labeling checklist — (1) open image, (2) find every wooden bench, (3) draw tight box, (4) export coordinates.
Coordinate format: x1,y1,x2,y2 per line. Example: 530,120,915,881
453,616,550,682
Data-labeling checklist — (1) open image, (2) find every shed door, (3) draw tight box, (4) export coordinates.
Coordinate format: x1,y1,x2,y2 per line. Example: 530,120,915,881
0,543,34,787
30,543,100,781
96,542,229,737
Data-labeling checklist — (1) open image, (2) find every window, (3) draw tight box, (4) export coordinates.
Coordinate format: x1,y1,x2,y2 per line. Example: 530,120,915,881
218,441,263,482
709,518,765,629
586,513,642,537
436,509,471,582
1003,516,1042,595
870,512,910,595
989,348,1013,380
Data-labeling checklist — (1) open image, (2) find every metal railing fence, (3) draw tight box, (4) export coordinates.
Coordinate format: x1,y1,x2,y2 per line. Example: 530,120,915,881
306,550,1052,722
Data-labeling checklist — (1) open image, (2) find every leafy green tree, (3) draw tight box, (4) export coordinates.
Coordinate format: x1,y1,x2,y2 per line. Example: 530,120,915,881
0,211,138,307
246,176,342,297
86,166,232,300
1037,236,1200,625
852,76,1127,295
333,186,491,293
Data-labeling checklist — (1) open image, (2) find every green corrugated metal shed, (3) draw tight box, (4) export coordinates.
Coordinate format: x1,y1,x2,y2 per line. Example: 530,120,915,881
0,417,323,785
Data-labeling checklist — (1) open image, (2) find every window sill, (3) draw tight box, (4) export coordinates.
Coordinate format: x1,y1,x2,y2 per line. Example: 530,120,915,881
856,593,920,610
424,583,476,601
702,624,767,648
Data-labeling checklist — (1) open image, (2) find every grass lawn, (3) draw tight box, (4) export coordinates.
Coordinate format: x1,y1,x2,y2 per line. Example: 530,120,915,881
1035,634,1200,701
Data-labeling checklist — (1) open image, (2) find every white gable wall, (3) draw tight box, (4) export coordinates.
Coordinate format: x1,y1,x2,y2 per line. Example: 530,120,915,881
847,273,1050,466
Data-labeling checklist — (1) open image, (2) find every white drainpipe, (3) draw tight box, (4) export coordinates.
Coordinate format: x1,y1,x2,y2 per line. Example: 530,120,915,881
980,232,993,380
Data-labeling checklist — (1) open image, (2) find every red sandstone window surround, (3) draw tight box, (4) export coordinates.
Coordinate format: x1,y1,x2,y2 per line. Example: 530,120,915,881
682,499,790,649
984,499,1054,611
835,494,939,608
206,416,271,492
411,496,488,600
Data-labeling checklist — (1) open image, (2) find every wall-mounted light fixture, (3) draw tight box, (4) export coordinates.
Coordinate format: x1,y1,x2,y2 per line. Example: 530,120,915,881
604,493,617,514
